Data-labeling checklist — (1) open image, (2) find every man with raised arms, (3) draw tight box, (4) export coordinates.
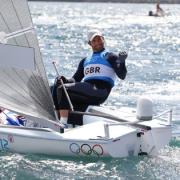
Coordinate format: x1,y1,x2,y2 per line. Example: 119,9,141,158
52,29,127,127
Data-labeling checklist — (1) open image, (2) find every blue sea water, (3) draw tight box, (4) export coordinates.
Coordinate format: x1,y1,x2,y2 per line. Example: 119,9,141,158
0,2,180,180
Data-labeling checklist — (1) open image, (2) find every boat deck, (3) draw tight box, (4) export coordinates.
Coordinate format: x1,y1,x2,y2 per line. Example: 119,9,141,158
0,121,137,141
62,121,137,140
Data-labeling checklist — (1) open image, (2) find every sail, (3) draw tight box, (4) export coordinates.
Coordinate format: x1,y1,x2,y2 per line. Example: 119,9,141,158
0,0,56,120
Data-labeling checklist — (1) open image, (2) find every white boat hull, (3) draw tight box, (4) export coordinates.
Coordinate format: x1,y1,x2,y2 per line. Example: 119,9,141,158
0,106,172,158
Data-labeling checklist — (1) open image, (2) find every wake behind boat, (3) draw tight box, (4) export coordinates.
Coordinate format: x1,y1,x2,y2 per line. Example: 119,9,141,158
0,0,172,158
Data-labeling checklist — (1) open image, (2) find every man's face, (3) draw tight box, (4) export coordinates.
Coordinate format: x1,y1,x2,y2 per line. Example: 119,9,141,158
89,36,105,52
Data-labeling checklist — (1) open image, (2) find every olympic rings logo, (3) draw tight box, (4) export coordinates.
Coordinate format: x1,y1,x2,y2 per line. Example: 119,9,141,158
69,143,103,157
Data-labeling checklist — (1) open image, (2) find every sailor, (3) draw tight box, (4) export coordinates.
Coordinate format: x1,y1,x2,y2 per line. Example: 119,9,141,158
155,3,165,16
52,29,127,127
148,3,165,17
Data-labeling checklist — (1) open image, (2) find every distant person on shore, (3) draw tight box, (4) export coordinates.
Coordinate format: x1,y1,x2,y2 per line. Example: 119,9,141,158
51,29,127,127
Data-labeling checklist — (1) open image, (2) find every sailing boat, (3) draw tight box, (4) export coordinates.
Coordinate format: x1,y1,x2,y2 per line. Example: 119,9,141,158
0,0,172,158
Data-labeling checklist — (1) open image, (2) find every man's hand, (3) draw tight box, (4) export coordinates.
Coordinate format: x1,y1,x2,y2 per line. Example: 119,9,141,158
119,51,128,62
107,52,118,62
56,76,68,86
107,51,128,64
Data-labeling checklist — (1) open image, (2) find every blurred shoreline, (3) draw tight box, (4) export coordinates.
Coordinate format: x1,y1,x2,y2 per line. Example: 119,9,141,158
28,0,180,4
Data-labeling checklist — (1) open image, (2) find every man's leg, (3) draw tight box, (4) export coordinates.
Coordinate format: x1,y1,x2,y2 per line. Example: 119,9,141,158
57,82,109,125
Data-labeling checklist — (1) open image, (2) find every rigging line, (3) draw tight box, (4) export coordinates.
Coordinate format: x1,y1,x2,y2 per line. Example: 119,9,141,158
52,62,74,111
0,11,18,45
10,0,30,47
5,26,34,40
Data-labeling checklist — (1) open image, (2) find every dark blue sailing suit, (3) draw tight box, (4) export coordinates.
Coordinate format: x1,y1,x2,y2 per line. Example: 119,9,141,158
52,49,127,125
